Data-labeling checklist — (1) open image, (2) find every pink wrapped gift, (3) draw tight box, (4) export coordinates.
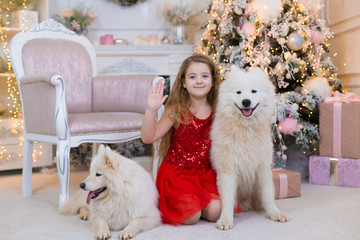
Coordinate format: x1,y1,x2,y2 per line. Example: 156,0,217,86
309,155,360,187
319,91,360,159
272,168,301,199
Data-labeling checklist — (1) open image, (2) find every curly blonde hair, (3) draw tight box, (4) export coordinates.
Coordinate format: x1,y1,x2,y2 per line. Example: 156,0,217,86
157,54,220,159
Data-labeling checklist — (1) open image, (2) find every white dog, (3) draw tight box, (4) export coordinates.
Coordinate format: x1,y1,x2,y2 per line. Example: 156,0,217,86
59,144,161,239
211,66,287,230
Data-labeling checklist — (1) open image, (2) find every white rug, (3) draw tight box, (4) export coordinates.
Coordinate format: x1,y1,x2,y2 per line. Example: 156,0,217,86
1,168,359,240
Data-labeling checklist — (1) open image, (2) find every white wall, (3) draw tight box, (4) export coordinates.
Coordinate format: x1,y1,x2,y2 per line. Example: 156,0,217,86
47,0,209,45
323,0,360,94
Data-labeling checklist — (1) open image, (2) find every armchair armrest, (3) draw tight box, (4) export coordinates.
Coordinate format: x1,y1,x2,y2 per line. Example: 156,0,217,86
50,75,70,140
92,74,156,114
18,74,69,139
19,74,52,84
18,74,57,135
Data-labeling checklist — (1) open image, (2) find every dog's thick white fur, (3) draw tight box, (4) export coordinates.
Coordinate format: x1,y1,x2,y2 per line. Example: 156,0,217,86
211,66,287,230
59,145,161,239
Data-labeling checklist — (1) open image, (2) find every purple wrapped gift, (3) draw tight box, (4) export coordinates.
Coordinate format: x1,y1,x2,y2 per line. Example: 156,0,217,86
309,155,360,187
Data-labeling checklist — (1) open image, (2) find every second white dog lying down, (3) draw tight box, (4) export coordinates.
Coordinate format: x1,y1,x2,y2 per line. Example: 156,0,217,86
59,144,161,239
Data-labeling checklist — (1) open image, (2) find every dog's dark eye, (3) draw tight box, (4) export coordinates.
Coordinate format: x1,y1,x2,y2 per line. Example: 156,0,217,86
236,91,241,94
251,90,257,93
96,173,102,177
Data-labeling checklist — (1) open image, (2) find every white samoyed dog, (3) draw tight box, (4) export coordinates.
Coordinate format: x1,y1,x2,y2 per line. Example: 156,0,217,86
59,144,161,239
211,66,287,230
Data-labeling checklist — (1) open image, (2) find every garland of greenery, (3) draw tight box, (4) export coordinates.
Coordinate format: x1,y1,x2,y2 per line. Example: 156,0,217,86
106,0,146,8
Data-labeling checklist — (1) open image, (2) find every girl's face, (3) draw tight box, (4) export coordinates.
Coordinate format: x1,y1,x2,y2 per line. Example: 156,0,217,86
183,62,213,100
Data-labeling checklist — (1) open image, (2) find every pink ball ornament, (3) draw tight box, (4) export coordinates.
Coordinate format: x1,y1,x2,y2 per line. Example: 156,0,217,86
242,22,256,36
278,117,297,135
311,29,324,45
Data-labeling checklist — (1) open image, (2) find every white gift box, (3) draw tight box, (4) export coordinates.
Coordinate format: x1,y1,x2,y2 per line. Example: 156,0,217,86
12,10,39,29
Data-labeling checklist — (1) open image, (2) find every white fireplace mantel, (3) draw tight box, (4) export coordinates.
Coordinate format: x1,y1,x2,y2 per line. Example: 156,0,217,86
94,45,195,86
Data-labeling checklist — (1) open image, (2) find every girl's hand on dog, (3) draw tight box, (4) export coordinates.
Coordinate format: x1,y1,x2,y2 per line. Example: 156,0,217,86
147,80,168,112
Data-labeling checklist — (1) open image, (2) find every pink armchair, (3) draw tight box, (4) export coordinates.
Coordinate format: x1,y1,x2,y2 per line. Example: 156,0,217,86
9,19,163,205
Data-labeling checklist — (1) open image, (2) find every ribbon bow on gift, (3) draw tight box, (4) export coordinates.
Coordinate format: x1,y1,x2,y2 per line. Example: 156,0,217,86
325,91,360,103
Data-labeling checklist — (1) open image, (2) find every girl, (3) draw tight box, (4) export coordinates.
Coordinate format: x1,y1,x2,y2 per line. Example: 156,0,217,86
141,54,235,226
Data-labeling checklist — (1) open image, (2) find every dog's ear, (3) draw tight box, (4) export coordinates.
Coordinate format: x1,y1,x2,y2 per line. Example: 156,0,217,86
98,144,105,153
103,146,116,169
104,155,115,169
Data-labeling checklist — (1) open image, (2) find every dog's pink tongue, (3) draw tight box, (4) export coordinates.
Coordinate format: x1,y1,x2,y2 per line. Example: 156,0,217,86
87,191,95,205
243,109,252,117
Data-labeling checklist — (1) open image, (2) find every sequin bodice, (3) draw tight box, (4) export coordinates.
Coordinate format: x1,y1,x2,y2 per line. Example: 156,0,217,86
164,111,213,168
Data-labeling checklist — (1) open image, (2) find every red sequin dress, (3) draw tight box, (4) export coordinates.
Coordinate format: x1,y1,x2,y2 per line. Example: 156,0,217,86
156,111,219,225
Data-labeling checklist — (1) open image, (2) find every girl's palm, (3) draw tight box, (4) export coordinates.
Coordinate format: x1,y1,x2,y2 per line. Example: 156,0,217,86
148,80,168,111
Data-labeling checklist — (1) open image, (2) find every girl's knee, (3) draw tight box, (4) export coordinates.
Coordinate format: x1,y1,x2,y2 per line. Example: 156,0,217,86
202,199,222,222
182,211,201,225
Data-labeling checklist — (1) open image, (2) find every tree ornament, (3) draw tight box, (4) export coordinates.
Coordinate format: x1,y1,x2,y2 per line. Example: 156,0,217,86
241,21,256,36
303,77,332,99
311,28,324,45
287,32,304,51
252,0,282,23
278,117,297,135
278,23,289,37
298,0,322,15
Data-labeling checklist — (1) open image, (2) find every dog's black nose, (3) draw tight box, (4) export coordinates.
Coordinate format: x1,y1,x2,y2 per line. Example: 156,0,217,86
242,99,251,107
80,183,85,189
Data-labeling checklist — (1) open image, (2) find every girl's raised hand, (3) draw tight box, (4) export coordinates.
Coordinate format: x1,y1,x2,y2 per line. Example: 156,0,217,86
147,80,168,111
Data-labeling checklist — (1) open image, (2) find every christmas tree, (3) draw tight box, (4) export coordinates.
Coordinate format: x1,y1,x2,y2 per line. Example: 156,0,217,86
197,0,342,168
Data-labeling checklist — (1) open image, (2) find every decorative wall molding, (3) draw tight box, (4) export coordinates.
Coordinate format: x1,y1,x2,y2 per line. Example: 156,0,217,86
100,58,156,74
324,0,360,94
325,0,360,36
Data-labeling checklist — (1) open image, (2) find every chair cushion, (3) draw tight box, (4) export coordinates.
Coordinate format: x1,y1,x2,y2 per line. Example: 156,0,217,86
68,112,144,135
22,39,93,113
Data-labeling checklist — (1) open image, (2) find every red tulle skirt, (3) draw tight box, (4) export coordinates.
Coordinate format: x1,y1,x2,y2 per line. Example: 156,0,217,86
156,160,220,225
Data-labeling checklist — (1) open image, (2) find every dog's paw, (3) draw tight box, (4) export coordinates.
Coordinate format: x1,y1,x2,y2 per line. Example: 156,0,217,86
95,230,111,240
118,228,136,240
216,218,233,230
79,207,90,220
58,201,72,215
270,212,288,223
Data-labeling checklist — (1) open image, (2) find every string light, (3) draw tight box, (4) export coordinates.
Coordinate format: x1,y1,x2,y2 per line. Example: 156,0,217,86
0,0,43,164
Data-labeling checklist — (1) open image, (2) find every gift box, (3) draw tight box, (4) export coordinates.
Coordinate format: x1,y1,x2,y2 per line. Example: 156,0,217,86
319,91,360,159
309,155,360,188
12,10,39,29
272,168,301,199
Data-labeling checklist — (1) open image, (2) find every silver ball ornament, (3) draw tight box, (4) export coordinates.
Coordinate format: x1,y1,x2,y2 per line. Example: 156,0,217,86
287,32,304,51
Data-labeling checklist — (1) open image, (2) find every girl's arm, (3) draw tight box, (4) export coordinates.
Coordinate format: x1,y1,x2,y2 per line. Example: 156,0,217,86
141,81,173,144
